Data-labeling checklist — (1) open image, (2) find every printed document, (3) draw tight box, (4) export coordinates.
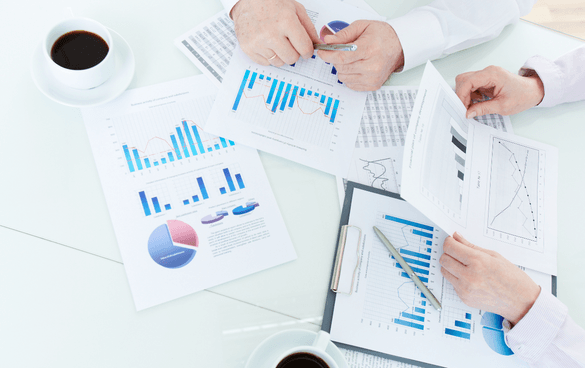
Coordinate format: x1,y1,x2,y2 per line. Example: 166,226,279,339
401,62,558,275
203,0,385,176
81,76,296,310
329,187,551,368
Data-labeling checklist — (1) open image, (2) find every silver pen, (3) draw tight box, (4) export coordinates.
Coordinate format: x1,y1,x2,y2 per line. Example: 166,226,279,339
314,43,357,51
373,226,442,311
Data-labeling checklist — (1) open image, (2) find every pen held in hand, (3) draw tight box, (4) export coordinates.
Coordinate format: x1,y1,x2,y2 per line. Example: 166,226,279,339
314,43,357,51
373,226,443,311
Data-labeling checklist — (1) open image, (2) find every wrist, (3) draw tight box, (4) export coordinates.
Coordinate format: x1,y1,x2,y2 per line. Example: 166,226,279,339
506,285,541,326
520,69,545,106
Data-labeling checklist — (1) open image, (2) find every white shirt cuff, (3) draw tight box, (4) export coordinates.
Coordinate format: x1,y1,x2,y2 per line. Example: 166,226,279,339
504,290,567,365
387,10,444,72
521,55,563,108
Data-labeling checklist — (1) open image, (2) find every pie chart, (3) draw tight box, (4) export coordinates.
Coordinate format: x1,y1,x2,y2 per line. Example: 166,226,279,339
480,312,514,356
148,220,199,269
320,20,350,41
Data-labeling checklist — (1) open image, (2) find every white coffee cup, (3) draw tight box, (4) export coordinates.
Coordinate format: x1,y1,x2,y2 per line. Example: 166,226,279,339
272,331,339,368
43,17,115,89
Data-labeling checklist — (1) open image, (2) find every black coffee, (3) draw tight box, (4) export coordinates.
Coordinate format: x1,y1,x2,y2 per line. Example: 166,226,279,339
275,352,329,368
50,30,109,70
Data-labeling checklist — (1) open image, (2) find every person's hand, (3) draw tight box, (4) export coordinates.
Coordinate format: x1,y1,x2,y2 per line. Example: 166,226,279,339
317,20,404,91
440,232,540,325
455,66,545,118
231,0,320,67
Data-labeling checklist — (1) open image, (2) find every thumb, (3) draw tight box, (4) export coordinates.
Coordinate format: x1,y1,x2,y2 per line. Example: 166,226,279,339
466,99,503,119
453,232,474,248
324,20,369,44
296,3,320,44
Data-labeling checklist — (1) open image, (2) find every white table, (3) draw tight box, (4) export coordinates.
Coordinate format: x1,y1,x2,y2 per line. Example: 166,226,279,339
1,1,583,367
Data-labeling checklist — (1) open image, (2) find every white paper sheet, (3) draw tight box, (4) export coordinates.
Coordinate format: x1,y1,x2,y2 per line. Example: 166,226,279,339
81,75,296,310
330,188,552,368
174,0,379,87
401,62,558,275
335,86,514,206
203,0,385,176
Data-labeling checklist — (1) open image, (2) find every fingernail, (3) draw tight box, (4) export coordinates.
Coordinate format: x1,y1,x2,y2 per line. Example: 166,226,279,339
467,111,476,119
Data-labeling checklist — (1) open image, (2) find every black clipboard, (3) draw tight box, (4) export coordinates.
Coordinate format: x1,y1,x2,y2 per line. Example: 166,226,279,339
321,181,557,368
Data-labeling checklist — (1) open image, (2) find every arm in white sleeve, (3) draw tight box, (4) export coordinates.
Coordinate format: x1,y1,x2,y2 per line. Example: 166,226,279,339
388,0,537,71
520,45,585,108
502,290,585,367
220,0,239,17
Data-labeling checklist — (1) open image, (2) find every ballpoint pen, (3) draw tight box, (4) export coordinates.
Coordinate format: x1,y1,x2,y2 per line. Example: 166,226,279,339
373,226,442,311
314,43,357,51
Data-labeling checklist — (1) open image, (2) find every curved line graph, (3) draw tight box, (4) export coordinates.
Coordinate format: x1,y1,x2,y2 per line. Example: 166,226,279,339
487,138,540,243
358,157,399,192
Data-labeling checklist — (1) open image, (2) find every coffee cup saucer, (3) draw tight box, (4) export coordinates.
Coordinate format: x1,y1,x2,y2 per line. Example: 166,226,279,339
31,28,135,108
245,329,348,368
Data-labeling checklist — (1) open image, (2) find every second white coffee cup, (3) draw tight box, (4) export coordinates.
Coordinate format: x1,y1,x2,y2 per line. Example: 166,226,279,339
272,331,339,368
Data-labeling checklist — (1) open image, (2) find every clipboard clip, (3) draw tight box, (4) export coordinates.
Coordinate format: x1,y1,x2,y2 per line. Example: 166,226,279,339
330,225,362,295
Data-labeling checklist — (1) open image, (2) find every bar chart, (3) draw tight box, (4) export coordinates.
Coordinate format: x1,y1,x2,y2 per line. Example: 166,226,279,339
421,89,470,222
112,98,236,174
362,213,438,332
442,307,473,341
138,184,173,217
230,69,343,148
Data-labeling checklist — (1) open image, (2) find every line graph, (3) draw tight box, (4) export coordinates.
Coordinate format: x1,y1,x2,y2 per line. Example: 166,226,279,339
486,137,544,249
230,69,344,148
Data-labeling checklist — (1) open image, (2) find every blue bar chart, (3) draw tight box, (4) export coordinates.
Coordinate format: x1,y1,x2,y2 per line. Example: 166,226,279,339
138,186,172,217
362,212,438,333
230,69,343,148
443,307,473,341
111,98,237,174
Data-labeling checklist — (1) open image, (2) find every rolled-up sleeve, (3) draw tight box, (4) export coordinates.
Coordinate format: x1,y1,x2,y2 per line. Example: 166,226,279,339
388,0,537,71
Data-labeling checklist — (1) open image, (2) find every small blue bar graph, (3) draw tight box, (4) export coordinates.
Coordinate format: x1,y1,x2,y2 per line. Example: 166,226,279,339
220,137,228,148
123,145,135,172
465,313,472,320
176,127,190,158
161,158,167,164
170,135,182,160
394,319,424,330
168,152,175,162
139,191,151,216
233,69,250,111
144,158,151,168
393,255,430,268
182,121,198,156
414,307,425,314
235,174,245,189
422,301,427,306
413,229,433,239
330,100,339,123
395,263,429,275
401,312,425,322
399,249,432,261
214,144,220,150
288,86,298,108
267,79,278,104
401,272,428,283
307,90,312,96
426,240,433,245
272,81,285,113
183,199,189,205
164,204,171,210
190,125,206,155
223,168,236,192
247,72,257,89
280,83,292,111
300,88,305,97
132,149,143,170
320,95,326,104
325,97,333,115
197,177,209,200
192,195,199,202
445,328,470,340
259,74,264,80
384,215,434,231
455,321,471,329
152,197,161,213
220,187,226,194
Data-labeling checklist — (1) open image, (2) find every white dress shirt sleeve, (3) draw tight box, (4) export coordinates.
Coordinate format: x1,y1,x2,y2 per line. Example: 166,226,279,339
520,45,585,108
502,290,585,367
387,0,537,71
